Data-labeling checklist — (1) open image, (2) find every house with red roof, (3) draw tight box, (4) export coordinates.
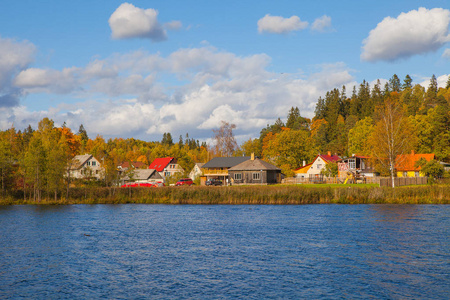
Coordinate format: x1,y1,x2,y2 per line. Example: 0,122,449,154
293,162,313,178
306,152,341,177
395,151,435,177
338,155,378,178
148,157,184,179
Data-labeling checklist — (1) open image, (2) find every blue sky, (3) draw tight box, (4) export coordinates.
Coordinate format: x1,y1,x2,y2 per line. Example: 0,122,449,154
1,0,449,143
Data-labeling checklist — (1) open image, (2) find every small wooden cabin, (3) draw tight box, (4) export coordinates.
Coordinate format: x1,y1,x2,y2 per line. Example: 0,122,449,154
228,156,281,185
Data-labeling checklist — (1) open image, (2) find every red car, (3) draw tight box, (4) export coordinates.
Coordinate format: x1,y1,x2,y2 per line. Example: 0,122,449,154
175,178,194,186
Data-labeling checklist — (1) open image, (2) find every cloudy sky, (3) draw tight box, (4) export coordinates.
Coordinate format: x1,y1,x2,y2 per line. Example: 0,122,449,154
1,0,449,143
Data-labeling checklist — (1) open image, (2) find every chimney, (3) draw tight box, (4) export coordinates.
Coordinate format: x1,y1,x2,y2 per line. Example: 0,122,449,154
251,153,255,160
303,160,306,166
327,151,331,156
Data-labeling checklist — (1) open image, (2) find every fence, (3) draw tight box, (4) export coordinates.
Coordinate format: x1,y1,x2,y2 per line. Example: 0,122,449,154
283,176,427,186
379,177,427,187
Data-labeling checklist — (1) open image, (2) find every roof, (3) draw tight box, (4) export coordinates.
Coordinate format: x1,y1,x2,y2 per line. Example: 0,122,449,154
319,154,341,163
339,155,371,163
195,163,205,168
294,162,313,174
228,158,281,171
149,157,175,172
395,152,435,171
119,161,148,169
71,154,93,169
202,156,251,169
123,169,160,180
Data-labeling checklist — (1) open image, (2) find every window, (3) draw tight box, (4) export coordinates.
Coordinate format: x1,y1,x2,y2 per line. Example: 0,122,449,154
349,159,356,169
317,164,322,169
403,172,407,177
92,161,96,166
234,173,242,180
165,172,171,177
87,161,90,166
415,171,419,177
252,173,260,180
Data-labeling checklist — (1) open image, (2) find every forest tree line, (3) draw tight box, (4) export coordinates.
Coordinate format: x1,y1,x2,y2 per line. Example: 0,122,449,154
0,74,449,198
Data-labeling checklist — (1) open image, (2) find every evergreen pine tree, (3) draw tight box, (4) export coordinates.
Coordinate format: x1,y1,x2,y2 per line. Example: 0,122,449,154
389,74,401,92
402,74,413,90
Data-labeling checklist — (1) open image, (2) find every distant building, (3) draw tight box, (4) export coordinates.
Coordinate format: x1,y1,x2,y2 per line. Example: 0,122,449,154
148,157,184,179
189,163,204,180
338,155,378,178
69,154,103,180
228,155,281,185
202,156,251,185
306,152,341,178
294,161,313,178
395,151,435,177
122,169,164,185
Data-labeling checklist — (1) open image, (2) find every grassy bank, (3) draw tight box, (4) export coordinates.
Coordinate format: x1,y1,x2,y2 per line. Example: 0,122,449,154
0,184,449,205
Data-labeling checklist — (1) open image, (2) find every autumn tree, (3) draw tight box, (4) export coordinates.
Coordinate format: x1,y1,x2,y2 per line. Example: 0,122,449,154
237,138,262,157
321,162,338,177
348,117,374,156
370,93,413,187
417,159,445,183
0,133,13,196
262,128,314,176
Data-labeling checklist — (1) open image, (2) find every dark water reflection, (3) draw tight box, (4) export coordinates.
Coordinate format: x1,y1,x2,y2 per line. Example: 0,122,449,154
0,205,448,299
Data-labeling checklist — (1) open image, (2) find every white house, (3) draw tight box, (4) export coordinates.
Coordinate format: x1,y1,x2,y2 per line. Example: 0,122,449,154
148,157,184,179
69,154,103,180
306,152,341,177
189,163,204,180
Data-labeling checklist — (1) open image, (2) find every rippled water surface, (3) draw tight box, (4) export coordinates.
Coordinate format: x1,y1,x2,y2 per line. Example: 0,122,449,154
0,205,448,299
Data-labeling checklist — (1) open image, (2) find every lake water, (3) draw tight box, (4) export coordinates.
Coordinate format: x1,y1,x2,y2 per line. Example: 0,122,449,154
0,205,448,299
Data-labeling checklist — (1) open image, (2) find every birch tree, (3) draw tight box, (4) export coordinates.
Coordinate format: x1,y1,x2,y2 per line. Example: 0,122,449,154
370,93,413,188
212,121,238,157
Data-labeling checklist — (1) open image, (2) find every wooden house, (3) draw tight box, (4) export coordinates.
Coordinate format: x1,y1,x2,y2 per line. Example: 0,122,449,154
228,155,281,185
395,151,435,177
201,156,251,185
338,155,378,178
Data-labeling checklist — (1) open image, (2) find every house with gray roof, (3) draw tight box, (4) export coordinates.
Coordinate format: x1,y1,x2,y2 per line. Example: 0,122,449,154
122,169,164,185
228,156,281,185
201,156,251,185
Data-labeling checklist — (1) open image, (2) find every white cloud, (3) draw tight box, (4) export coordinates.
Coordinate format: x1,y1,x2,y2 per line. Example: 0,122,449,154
257,14,308,34
361,7,450,62
0,36,36,108
4,46,358,142
311,15,332,32
14,67,81,94
442,48,450,58
108,3,166,41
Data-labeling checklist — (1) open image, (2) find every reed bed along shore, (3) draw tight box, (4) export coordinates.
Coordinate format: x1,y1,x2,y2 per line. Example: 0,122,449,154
0,184,449,205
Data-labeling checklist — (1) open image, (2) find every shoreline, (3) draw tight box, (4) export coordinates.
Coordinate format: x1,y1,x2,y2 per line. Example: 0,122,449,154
1,185,449,205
